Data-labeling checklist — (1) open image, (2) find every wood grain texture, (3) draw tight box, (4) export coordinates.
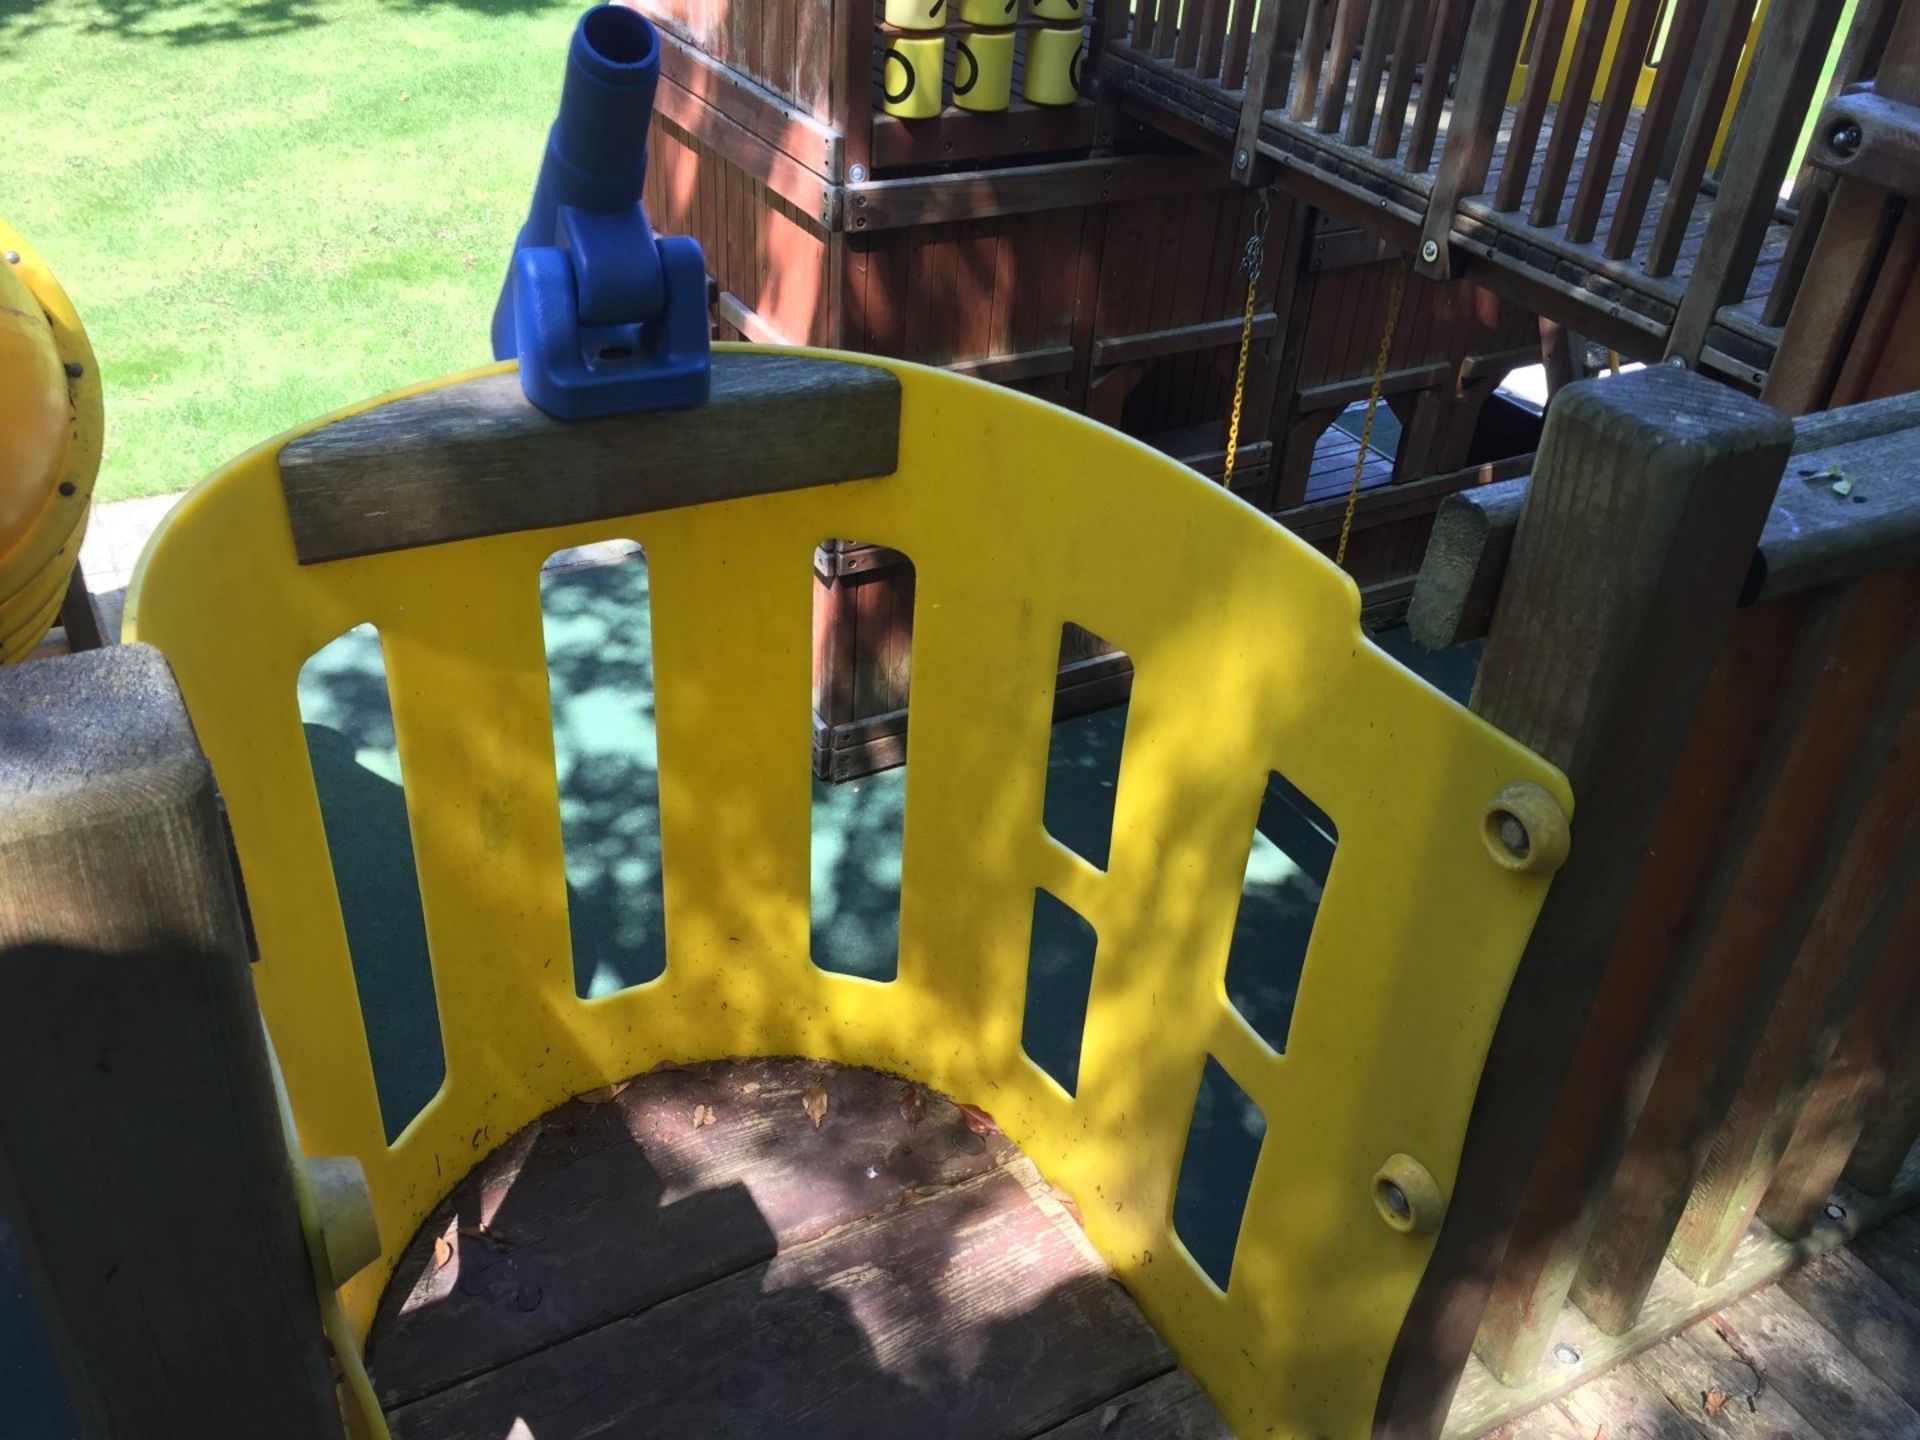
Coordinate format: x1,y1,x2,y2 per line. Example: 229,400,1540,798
1629,1325,1823,1439
1408,399,1920,645
1374,365,1790,1440
1031,1372,1234,1438
1778,1244,1920,1413
388,1157,1177,1439
1668,676,1920,1284
1761,917,1920,1238
278,353,900,565
1707,1286,1920,1440
0,644,340,1440
1443,1147,1920,1437
1566,1345,1740,1439
1665,0,1849,364
368,1057,1015,1406
1575,571,1920,1334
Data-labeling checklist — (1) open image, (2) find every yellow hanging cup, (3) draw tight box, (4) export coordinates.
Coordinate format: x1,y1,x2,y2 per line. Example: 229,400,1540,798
883,33,946,119
1022,23,1082,106
958,0,1018,22
953,28,1014,113
884,0,947,28
1027,0,1083,20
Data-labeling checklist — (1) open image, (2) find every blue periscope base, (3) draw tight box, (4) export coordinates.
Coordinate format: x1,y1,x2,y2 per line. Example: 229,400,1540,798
494,3,712,420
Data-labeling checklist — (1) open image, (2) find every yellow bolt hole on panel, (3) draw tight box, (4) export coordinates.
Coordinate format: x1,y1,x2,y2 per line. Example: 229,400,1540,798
126,347,1568,1438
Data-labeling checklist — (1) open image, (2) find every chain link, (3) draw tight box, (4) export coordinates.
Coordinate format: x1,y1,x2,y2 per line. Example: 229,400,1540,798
1335,258,1410,570
1221,192,1272,497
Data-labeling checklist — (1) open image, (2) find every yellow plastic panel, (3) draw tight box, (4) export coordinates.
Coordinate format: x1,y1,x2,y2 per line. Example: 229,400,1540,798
126,348,1568,1439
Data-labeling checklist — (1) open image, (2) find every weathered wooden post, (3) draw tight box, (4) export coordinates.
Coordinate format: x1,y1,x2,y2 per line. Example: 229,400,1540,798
1374,365,1792,1439
0,644,343,1439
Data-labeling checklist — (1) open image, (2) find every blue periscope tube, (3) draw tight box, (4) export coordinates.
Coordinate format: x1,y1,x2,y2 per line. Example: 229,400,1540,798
492,4,711,418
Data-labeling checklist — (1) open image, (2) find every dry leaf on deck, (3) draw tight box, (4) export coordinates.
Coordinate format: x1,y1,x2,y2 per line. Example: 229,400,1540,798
578,1078,632,1105
432,1234,453,1270
958,1103,1000,1136
1097,1399,1129,1432
803,1082,829,1128
1702,1388,1730,1417
649,1058,685,1074
458,1223,515,1253
692,1103,716,1129
899,1087,927,1127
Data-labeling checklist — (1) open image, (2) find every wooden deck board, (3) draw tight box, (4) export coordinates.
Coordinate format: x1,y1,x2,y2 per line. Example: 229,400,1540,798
368,1058,1228,1439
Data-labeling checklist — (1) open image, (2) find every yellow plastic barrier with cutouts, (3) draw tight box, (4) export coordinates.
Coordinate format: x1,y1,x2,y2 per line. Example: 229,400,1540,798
125,347,1568,1439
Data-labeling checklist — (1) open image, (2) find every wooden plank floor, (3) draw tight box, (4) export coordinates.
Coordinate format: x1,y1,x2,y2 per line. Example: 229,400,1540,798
368,1057,1233,1439
1473,1206,1920,1440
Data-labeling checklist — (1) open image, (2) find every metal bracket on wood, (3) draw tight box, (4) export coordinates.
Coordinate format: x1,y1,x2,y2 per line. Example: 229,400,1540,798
1807,92,1920,200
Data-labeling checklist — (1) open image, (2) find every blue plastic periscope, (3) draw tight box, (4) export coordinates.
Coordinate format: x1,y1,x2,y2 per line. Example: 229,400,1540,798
492,4,711,418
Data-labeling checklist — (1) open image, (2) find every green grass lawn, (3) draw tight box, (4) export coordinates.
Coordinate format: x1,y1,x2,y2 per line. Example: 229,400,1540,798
1,0,587,501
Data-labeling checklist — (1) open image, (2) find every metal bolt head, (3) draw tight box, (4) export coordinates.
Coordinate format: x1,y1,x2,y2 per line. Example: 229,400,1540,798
848,163,868,183
1667,354,1688,367
1552,1343,1582,1366
1828,119,1864,158
1235,147,1249,169
1420,239,1440,264
64,361,83,379
1823,1201,1848,1222
2,250,17,264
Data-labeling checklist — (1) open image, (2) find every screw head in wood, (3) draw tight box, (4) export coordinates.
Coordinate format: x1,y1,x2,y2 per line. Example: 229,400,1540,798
1827,119,1863,158
1553,1343,1581,1366
849,163,868,182
1420,239,1440,264
1480,782,1571,875
1235,147,1249,169
1372,1153,1445,1234
1823,1201,1847,1222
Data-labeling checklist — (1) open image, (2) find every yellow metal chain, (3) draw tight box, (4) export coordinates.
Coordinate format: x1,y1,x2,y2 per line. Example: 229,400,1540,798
1221,191,1272,496
1335,258,1410,570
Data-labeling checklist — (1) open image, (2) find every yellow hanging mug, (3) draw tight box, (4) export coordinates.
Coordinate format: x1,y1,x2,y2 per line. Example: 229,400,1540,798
885,0,948,27
883,33,946,119
958,0,1018,21
1027,0,1083,20
1022,23,1082,106
954,28,1014,113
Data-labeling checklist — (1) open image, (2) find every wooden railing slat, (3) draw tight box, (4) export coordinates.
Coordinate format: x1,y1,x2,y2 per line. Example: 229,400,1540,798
1567,0,1666,244
1646,0,1757,277
1291,0,1339,122
1133,0,1157,53
1316,0,1371,132
1232,0,1303,180
1374,365,1791,1440
1408,0,1471,171
1373,0,1428,159
1761,918,1920,1238
1222,0,1259,88
1197,0,1234,78
1665,0,1850,364
1418,0,1534,278
1177,0,1210,69
1465,592,1829,1384
1496,0,1578,212
1605,0,1719,259
1153,0,1180,60
1531,0,1621,227
1344,0,1400,147
1569,570,1920,1338
1665,684,1920,1285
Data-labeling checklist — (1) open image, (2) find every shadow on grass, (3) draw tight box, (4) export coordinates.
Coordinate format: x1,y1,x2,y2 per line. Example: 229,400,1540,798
0,0,574,49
